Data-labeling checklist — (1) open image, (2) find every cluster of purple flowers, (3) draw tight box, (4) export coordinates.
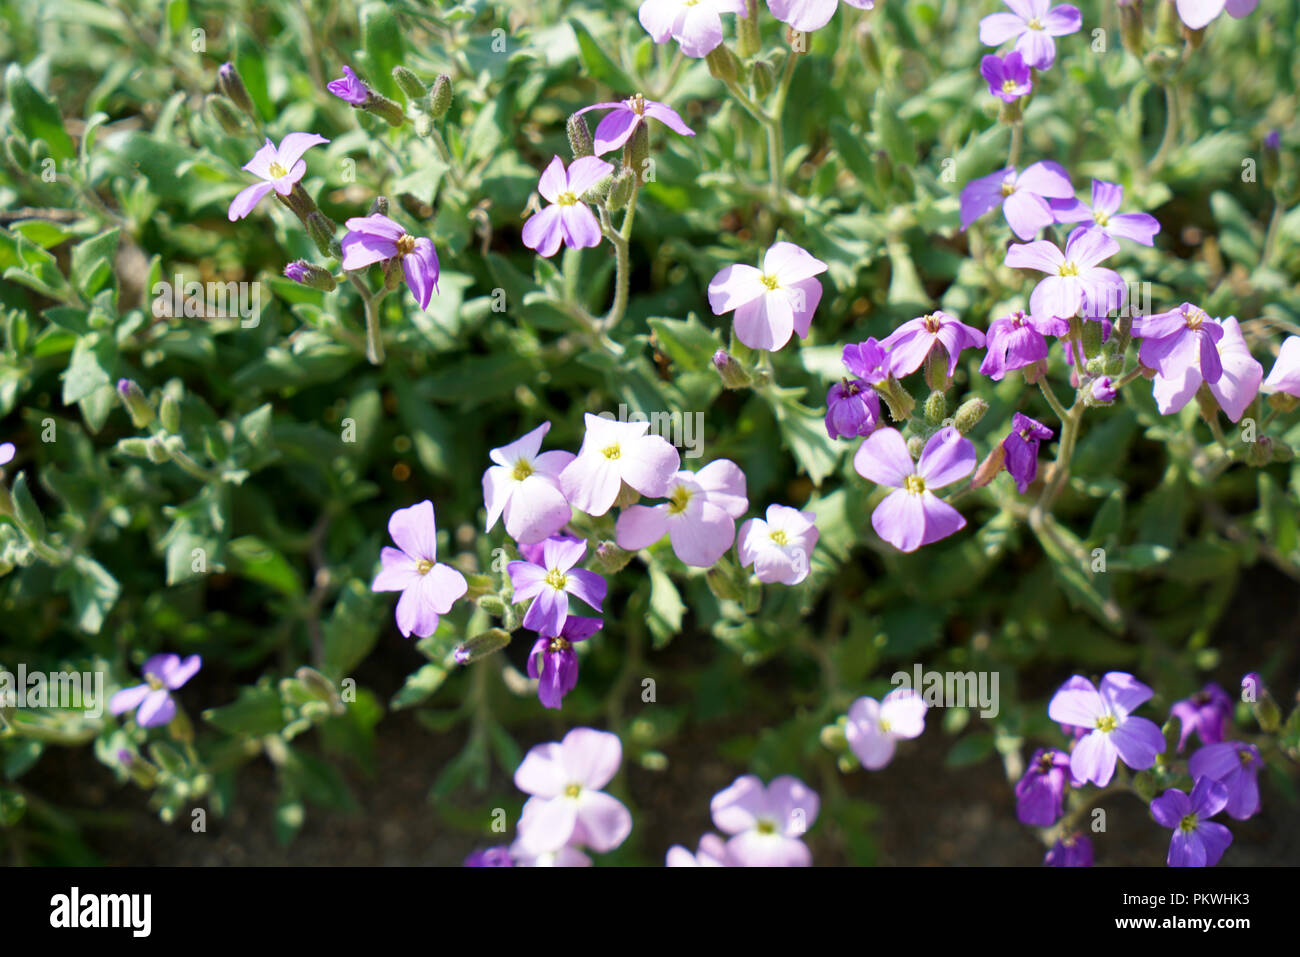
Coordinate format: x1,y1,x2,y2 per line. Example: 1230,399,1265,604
1018,672,1264,867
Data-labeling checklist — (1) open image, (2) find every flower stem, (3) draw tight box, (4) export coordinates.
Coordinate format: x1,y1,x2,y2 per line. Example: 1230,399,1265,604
1037,379,1071,425
348,273,387,365
1150,83,1179,171
601,183,640,334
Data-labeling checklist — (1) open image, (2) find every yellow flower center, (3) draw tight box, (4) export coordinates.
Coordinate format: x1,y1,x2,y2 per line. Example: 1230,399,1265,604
146,674,165,691
1184,307,1206,330
1178,813,1198,834
556,190,579,206
512,459,533,481
1058,262,1079,277
759,273,780,290
1001,78,1018,93
1094,211,1110,227
667,485,693,515
879,718,893,732
1001,181,1017,197
923,313,942,333
549,636,572,654
1238,748,1253,765
756,819,776,835
904,475,926,495
565,783,582,798
267,161,288,179
545,568,568,590
602,444,621,460
1027,17,1043,29
769,529,788,546
631,93,647,114
416,559,434,575
1095,714,1117,732
396,234,416,256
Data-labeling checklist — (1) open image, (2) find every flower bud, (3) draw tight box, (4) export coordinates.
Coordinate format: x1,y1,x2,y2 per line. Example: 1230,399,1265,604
207,95,246,135
413,111,434,138
906,434,925,458
567,114,595,160
706,561,745,602
819,721,847,752
1119,0,1145,57
705,45,740,85
953,397,988,435
923,390,947,426
391,66,427,101
1154,0,1180,45
1246,436,1273,468
1082,319,1104,358
750,59,774,99
427,74,453,119
606,168,636,211
217,62,256,118
116,379,155,429
625,121,650,173
923,346,952,392
363,92,407,127
593,540,634,574
159,394,181,434
1087,376,1117,405
712,349,752,389
116,437,152,459
970,444,1006,488
476,593,508,617
874,375,915,422
306,211,339,259
284,260,336,291
145,436,171,464
453,628,512,666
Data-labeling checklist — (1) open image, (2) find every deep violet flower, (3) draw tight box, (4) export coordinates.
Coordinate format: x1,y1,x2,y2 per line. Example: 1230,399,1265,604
1004,229,1125,321
1170,683,1233,752
842,338,890,384
825,379,883,439
853,427,976,553
960,161,1075,241
980,50,1033,103
881,311,986,380
227,133,330,221
326,65,369,105
1050,180,1161,246
1002,412,1054,493
1044,832,1092,866
463,846,514,867
507,536,607,637
981,310,1068,380
1150,778,1233,867
615,459,748,567
513,727,633,855
1047,672,1165,786
522,155,614,258
482,421,575,545
109,654,202,728
710,775,820,867
370,500,469,638
1188,741,1262,821
1015,748,1071,826
340,214,440,309
708,242,829,352
574,94,695,153
527,616,602,710
845,689,928,770
979,0,1082,70
736,504,819,585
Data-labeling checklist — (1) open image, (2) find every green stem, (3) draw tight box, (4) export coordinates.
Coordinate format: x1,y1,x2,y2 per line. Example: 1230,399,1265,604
1261,200,1285,268
427,127,465,190
1007,121,1024,169
348,273,387,365
601,184,640,333
1037,379,1071,424
1150,83,1179,171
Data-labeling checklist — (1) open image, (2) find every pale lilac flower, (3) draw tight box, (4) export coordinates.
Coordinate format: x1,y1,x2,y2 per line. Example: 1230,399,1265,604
463,846,514,867
1170,683,1233,752
522,155,613,258
736,504,818,585
1047,672,1165,786
1050,180,1161,246
853,427,975,553
1175,0,1258,30
845,689,928,770
979,0,1082,70
981,50,1033,102
513,727,633,855
1016,748,1071,826
1151,778,1233,867
960,161,1075,240
508,537,606,637
666,833,733,866
639,0,748,58
527,616,602,711
227,133,329,221
710,774,819,867
508,838,592,867
708,242,828,351
1005,229,1124,320
341,214,440,309
1133,302,1224,384
825,380,882,439
1188,742,1262,821
370,500,468,638
326,65,369,105
109,654,202,728
0,442,14,466
615,459,748,567
981,310,1067,380
482,422,575,545
1044,832,1092,866
559,413,681,517
842,337,890,384
767,0,876,33
1262,335,1300,397
1002,412,1054,494
882,310,986,379
1148,316,1263,422
574,94,695,153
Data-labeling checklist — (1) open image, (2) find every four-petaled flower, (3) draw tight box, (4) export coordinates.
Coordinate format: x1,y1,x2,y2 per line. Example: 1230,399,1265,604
227,133,330,221
1002,412,1054,493
1174,0,1258,31
708,242,829,352
508,536,607,637
574,94,695,153
737,504,819,585
1051,179,1161,246
1005,229,1125,320
980,50,1033,103
1150,777,1233,868
845,688,928,770
370,500,469,638
615,459,748,567
638,0,748,59
513,727,633,855
341,213,440,309
1169,682,1233,752
979,0,1082,71
1147,316,1263,422
710,774,820,867
482,421,575,545
109,654,202,728
981,310,1067,380
961,161,1076,240
881,310,986,380
1047,672,1165,786
527,616,602,711
1188,741,1262,821
559,413,681,517
522,155,614,258
767,0,876,33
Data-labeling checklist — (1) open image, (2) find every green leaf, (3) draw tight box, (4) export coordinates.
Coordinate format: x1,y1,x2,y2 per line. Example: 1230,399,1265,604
647,315,723,373
4,63,75,161
225,536,303,597
569,19,635,91
322,579,384,680
204,684,284,737
646,563,685,649
389,663,448,710
360,2,404,98
70,229,119,298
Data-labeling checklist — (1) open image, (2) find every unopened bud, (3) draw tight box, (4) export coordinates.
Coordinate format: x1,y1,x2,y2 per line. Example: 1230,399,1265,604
705,45,740,85
953,397,988,435
427,74,453,119
1246,437,1273,468
363,92,407,127
477,594,508,617
606,168,635,211
874,375,915,421
453,628,512,665
567,114,594,159
306,211,339,259
819,722,847,752
207,95,246,135
713,350,752,389
116,437,152,459
392,66,427,101
750,59,774,99
217,62,256,118
159,394,181,434
116,379,154,429
706,561,745,602
145,436,171,464
923,346,952,392
284,260,337,291
923,390,948,426
625,121,650,172
593,540,634,574
970,444,1006,488
1082,319,1104,358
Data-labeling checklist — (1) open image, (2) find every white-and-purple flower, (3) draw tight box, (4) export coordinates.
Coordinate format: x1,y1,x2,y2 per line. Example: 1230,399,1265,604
227,133,330,221
881,310,986,380
710,774,820,867
767,0,876,33
1047,672,1165,786
513,727,633,855
638,0,748,58
981,310,1067,380
1005,228,1125,320
845,688,928,770
482,421,575,545
1261,335,1300,397
370,500,469,638
522,155,613,258
109,654,202,728
1145,315,1263,422
615,459,748,567
1051,179,1161,246
708,242,828,352
979,0,1082,70
854,426,975,553
559,413,681,517
736,504,818,585
1175,0,1258,30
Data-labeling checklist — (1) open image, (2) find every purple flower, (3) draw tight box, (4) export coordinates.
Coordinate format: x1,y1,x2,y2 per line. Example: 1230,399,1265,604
708,242,828,352
0,441,14,467
666,833,733,867
842,338,890,384
513,727,633,855
1189,742,1262,821
639,0,748,58
1262,335,1300,397
736,504,818,585
1151,778,1233,867
1047,672,1165,786
109,654,202,728
825,380,883,440
463,846,514,867
227,133,330,221
1090,375,1117,403
1015,748,1071,826
1133,302,1225,385
1264,129,1281,151
981,50,1033,102
507,536,607,636
854,426,975,553
573,94,695,153
527,616,602,710
1148,316,1263,422
1002,412,1054,494
522,155,613,258
1044,832,1092,866
370,500,469,638
960,161,1075,241
881,311,986,380
482,421,575,545
980,310,1067,380
710,775,820,867
283,261,311,284
767,0,876,33
979,0,1082,70
1051,180,1161,246
326,65,369,105
340,214,440,309
1005,229,1124,320
1170,683,1233,752
1175,0,1258,30
615,459,748,567
845,689,928,770
559,413,681,517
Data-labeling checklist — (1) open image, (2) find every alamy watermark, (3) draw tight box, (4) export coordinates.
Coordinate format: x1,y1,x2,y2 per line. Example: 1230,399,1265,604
0,665,105,721
152,274,261,328
891,664,1000,719
598,403,704,459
